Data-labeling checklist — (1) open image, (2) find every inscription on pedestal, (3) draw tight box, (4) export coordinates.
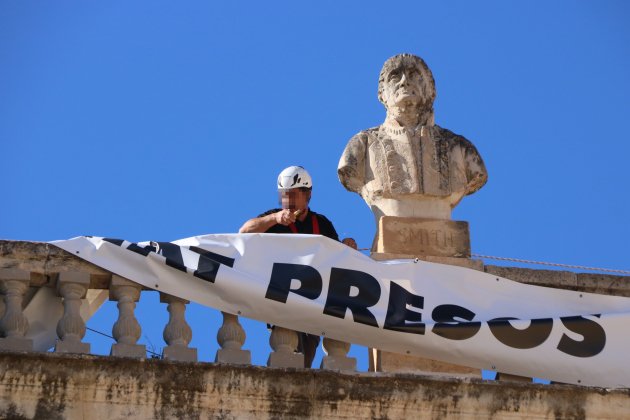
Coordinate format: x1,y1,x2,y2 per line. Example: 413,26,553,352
376,217,471,257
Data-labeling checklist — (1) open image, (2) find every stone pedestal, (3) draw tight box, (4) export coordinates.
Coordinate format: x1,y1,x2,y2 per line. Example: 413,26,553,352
370,216,482,376
370,349,479,376
215,312,250,365
55,340,90,354
111,343,146,358
320,338,356,372
267,327,303,369
216,348,250,365
0,337,34,352
267,352,303,369
163,346,197,362
375,216,471,257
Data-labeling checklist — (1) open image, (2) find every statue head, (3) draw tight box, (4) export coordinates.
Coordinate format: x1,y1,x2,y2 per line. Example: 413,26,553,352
378,54,436,117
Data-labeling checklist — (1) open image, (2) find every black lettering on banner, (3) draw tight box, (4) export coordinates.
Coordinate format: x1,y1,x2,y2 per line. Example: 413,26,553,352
189,246,235,283
126,243,153,257
265,263,322,303
488,317,553,349
103,238,124,246
103,238,153,256
431,304,481,340
557,315,606,358
323,267,380,327
384,282,425,334
156,242,187,273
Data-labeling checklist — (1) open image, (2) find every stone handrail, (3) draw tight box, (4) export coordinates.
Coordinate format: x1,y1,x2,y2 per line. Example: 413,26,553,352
0,239,628,373
0,240,357,370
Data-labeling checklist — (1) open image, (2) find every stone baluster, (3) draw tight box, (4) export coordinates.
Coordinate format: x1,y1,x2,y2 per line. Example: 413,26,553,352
0,269,33,351
0,286,5,322
321,337,356,371
55,272,91,354
215,312,250,364
160,293,197,362
109,275,146,358
267,326,303,368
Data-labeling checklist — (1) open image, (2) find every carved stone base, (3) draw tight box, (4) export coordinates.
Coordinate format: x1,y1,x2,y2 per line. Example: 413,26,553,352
267,352,303,369
372,350,480,377
321,355,357,372
110,343,146,358
0,337,34,352
54,340,90,354
163,345,198,362
376,216,471,257
215,348,250,365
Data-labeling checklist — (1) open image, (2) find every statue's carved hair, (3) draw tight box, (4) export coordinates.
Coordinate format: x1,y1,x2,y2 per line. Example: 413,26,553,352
377,54,436,107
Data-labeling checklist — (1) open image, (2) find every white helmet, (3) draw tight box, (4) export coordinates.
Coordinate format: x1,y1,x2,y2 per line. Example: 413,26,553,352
277,166,313,191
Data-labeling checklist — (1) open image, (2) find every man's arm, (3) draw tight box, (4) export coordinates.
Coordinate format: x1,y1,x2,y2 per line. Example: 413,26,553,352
238,209,296,233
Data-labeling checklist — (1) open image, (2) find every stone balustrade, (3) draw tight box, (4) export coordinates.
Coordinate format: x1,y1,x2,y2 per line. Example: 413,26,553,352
0,239,628,378
0,263,359,370
0,240,359,371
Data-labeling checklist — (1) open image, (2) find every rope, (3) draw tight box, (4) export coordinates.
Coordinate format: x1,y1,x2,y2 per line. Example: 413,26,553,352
471,254,630,275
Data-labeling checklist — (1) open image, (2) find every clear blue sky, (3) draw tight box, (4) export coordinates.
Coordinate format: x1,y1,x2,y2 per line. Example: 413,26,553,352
1,1,628,371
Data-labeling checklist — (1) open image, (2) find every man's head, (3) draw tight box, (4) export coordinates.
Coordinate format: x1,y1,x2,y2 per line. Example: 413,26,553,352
378,54,436,112
277,166,312,211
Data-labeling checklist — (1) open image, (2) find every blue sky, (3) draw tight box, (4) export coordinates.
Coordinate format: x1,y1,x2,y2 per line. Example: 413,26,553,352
1,1,628,371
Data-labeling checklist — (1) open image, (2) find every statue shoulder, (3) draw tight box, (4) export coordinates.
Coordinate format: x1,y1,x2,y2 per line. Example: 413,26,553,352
432,125,471,146
433,125,487,192
349,126,380,145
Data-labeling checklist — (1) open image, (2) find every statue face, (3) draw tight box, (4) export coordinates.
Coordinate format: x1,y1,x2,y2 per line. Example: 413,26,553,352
381,65,427,109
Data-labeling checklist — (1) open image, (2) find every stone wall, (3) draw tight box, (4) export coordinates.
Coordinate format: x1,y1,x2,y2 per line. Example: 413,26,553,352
0,352,628,419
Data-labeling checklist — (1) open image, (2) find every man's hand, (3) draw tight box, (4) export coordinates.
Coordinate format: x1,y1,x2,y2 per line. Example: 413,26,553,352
274,209,297,226
342,237,357,250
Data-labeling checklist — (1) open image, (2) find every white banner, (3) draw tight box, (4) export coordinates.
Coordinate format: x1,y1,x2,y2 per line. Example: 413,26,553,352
54,234,630,388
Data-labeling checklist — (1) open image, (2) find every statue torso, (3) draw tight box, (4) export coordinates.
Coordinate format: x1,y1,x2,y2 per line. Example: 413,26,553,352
362,124,472,203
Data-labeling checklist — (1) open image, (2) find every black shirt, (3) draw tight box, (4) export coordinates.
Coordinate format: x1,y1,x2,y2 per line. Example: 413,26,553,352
258,208,339,241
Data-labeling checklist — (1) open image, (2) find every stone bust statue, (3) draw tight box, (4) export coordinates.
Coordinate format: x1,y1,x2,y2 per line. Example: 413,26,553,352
338,54,488,221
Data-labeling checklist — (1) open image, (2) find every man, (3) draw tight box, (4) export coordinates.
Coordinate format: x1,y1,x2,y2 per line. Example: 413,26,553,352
239,165,356,368
338,54,488,222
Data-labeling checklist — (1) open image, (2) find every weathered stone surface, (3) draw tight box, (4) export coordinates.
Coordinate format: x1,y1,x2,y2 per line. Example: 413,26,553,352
267,351,303,369
110,343,146,358
55,271,90,353
375,216,471,256
320,355,356,372
0,240,113,288
576,272,630,297
338,54,487,223
0,352,629,419
54,340,90,354
484,265,578,290
163,345,197,362
160,293,197,361
321,338,356,372
267,326,303,368
216,348,251,365
0,337,33,352
373,350,479,377
216,312,250,365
